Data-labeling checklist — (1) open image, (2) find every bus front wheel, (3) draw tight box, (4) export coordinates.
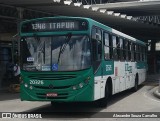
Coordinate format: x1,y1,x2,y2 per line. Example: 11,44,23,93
51,101,60,107
97,81,109,108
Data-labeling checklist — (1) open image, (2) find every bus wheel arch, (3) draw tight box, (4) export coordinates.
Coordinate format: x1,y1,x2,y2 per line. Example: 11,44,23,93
106,77,113,96
97,77,112,107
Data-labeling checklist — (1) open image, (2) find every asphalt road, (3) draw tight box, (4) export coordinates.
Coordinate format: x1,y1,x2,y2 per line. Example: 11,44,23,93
0,83,160,121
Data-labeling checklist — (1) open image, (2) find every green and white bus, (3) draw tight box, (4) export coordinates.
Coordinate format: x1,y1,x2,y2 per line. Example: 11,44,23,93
20,17,147,107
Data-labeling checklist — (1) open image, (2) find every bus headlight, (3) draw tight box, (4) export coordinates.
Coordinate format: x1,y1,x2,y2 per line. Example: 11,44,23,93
72,86,77,90
79,83,83,88
84,76,91,84
29,85,33,90
72,76,91,90
24,83,28,88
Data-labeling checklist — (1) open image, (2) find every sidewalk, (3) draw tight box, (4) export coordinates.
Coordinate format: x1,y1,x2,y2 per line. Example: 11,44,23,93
147,74,160,99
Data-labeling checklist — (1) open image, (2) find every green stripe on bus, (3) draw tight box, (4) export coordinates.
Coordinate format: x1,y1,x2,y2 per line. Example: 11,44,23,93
136,62,147,69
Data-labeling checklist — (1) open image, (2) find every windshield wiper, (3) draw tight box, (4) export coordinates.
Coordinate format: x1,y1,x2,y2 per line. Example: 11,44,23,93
57,33,72,64
33,34,45,64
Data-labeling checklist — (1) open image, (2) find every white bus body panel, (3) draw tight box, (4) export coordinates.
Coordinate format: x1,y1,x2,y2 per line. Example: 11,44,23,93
94,61,146,100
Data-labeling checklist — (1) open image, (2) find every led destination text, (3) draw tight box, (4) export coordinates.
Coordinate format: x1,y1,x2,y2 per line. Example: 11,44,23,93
31,22,78,30
21,19,88,32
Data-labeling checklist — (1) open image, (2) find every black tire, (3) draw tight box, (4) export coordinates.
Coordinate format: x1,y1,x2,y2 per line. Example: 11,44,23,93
51,101,60,107
132,75,138,92
97,82,109,108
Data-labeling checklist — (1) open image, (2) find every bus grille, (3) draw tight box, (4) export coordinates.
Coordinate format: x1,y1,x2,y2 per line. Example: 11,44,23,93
28,74,76,80
34,85,71,90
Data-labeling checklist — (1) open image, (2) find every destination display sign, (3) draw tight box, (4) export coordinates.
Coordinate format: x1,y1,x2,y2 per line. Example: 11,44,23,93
21,19,88,33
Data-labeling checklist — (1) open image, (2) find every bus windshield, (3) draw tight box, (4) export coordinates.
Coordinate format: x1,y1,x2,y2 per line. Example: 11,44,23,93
21,35,91,71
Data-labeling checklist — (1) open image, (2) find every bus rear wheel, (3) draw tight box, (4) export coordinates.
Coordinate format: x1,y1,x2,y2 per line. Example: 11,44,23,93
132,75,138,92
97,82,109,108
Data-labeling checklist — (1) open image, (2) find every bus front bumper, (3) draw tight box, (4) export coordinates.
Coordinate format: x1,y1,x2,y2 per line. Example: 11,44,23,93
20,84,94,102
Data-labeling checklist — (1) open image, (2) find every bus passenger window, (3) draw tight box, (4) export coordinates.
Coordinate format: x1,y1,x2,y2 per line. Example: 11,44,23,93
109,35,113,59
96,29,102,60
125,40,129,61
144,47,147,61
117,37,120,60
123,40,126,60
112,36,118,60
142,47,144,61
128,41,131,61
143,47,145,61
131,43,135,61
136,45,140,61
104,33,110,59
119,38,123,61
134,44,136,61
97,41,102,60
138,45,141,61
139,46,142,61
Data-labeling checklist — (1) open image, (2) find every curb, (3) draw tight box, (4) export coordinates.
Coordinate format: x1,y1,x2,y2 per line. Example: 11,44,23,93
153,87,160,99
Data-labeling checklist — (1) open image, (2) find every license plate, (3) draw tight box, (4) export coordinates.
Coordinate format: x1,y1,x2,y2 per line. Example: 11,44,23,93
46,93,58,97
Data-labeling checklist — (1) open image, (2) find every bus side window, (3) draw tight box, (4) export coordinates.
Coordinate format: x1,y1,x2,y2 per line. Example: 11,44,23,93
112,36,118,60
125,40,129,61
119,38,123,61
142,46,145,61
134,44,136,61
123,39,126,60
92,28,97,61
117,37,120,60
109,34,113,59
131,43,135,61
97,29,102,60
136,44,140,61
128,41,131,61
145,47,147,61
139,46,142,61
142,46,144,61
104,33,110,60
138,45,141,61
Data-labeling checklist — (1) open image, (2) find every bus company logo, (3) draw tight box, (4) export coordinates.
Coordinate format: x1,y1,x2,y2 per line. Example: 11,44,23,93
106,65,112,71
125,64,132,73
49,84,54,89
